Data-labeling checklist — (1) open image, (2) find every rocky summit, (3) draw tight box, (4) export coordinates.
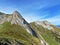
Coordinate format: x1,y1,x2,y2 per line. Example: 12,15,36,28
0,11,60,45
0,11,37,37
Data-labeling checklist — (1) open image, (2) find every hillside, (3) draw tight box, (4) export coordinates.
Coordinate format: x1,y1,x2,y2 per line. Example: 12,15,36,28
0,11,60,45
30,21,60,45
0,11,41,45
0,22,41,45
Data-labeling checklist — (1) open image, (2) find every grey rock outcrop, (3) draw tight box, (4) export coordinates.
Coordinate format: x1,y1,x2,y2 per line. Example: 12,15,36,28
0,11,37,37
35,21,54,30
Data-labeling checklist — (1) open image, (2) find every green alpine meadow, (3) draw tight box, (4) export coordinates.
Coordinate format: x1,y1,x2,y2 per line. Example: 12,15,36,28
0,11,60,45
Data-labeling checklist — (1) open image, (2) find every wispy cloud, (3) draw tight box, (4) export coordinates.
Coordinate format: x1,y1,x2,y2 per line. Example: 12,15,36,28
42,15,60,25
22,13,48,22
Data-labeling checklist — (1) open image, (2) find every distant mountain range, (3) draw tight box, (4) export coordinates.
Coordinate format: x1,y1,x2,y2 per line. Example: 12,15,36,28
57,25,60,27
0,11,60,45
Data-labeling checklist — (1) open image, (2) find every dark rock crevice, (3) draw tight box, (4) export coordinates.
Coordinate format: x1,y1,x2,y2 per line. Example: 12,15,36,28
0,38,24,45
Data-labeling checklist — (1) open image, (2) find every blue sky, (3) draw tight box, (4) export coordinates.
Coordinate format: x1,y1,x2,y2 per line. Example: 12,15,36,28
0,0,60,25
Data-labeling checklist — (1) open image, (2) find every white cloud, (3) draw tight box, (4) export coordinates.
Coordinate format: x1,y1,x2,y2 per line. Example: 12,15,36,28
22,13,48,23
23,13,60,25
42,15,60,25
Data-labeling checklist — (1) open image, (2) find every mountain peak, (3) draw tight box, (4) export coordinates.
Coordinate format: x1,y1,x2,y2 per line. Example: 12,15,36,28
13,10,19,14
0,11,37,37
13,10,23,18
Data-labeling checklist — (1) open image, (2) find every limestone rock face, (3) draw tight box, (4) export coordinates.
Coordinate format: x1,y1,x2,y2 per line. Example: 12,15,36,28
0,11,37,37
35,21,54,30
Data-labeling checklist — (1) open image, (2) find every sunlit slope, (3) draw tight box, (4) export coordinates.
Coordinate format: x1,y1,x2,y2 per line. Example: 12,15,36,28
30,22,60,45
0,22,41,45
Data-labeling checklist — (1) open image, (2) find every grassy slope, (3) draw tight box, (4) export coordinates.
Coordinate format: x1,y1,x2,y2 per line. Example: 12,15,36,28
51,25,60,33
0,22,41,45
50,25,60,43
30,22,59,45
